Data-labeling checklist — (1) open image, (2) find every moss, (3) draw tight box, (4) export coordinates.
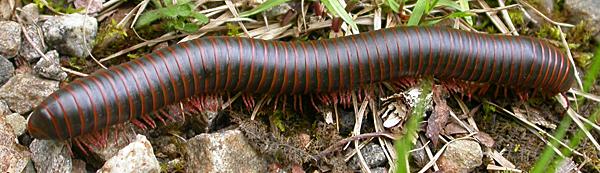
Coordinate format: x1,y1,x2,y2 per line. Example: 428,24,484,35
270,111,287,132
567,22,595,51
508,10,525,27
536,24,562,40
565,22,596,68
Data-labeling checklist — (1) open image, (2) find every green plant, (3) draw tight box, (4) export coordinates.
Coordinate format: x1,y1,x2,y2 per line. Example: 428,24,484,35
239,0,290,17
270,111,287,132
395,79,433,173
383,0,402,13
135,0,209,33
321,0,359,32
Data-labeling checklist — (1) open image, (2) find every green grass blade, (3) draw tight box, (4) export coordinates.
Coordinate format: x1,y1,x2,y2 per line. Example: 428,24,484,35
458,0,472,25
407,0,431,26
385,0,401,13
435,0,461,10
395,80,432,173
582,44,600,92
423,11,475,26
321,0,359,32
135,9,161,28
532,41,600,173
549,44,600,170
530,116,573,173
239,0,290,17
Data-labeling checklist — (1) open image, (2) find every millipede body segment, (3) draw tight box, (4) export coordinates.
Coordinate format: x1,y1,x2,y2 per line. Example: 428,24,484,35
27,26,575,140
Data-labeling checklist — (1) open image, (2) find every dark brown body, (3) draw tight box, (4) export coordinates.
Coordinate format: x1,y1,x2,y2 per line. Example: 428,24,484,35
27,26,575,140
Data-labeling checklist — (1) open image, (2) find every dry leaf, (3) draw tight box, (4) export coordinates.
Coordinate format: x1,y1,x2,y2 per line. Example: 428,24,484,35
426,86,449,147
444,122,469,135
474,132,495,148
513,106,557,129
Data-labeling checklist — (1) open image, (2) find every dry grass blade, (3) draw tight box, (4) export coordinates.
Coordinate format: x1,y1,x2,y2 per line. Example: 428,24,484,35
61,67,89,77
497,0,518,35
516,0,574,27
467,4,521,14
97,0,126,21
368,99,396,170
224,0,251,37
555,95,600,153
569,89,600,103
485,101,584,157
181,12,233,42
490,150,517,169
82,2,107,69
487,164,523,172
476,0,509,33
100,32,182,62
17,12,90,77
557,26,584,91
130,0,151,40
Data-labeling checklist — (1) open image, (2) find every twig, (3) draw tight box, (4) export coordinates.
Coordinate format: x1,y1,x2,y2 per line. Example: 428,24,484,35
476,0,509,33
557,26,584,91
569,88,600,103
224,0,251,37
99,33,184,62
61,67,89,77
316,132,397,160
555,95,600,153
83,0,107,69
517,0,574,27
497,0,519,35
467,4,521,14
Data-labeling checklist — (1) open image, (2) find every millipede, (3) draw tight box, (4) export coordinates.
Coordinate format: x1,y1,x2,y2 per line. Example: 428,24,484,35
26,26,575,141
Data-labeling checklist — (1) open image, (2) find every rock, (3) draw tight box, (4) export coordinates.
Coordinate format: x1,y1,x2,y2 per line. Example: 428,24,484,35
0,56,15,85
564,0,600,41
87,123,138,163
370,167,388,173
30,139,72,173
530,0,555,16
0,21,21,58
185,129,267,173
0,99,11,116
339,109,355,135
72,159,87,173
151,135,180,159
437,139,483,173
97,135,160,173
5,113,26,136
523,0,555,25
42,13,98,58
161,143,178,159
74,0,104,14
22,160,36,173
0,73,59,114
20,25,47,62
349,143,387,169
0,114,31,172
20,4,40,24
34,50,67,81
0,0,13,20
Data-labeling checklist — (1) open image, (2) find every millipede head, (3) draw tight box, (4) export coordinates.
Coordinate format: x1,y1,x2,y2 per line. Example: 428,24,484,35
27,108,60,140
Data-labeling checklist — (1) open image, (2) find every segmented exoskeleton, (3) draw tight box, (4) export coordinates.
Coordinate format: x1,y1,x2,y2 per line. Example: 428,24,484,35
27,26,575,140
